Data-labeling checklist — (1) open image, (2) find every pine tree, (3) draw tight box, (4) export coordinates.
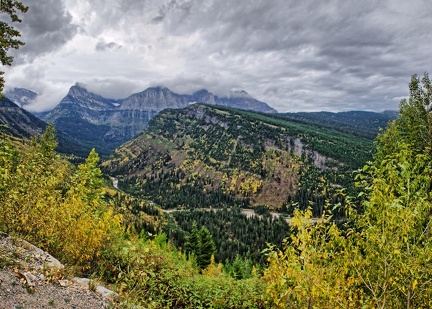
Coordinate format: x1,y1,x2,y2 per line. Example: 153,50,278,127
263,73,432,308
183,222,216,269
197,226,216,269
184,221,200,256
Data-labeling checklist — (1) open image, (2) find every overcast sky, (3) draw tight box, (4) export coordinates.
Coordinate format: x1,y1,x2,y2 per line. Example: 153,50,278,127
3,0,432,112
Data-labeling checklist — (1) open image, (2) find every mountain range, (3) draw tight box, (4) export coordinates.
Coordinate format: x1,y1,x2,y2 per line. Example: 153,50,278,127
3,84,397,161
2,86,397,216
34,84,275,155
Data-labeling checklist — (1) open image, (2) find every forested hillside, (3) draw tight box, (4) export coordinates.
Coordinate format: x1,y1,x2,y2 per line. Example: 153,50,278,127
166,208,291,265
278,110,397,139
0,97,89,158
263,73,432,308
102,104,375,217
0,126,265,308
1,74,431,308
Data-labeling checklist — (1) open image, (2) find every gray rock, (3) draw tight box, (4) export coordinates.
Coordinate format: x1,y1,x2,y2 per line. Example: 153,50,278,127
59,279,69,287
72,277,90,289
20,272,37,287
96,285,119,300
13,238,64,270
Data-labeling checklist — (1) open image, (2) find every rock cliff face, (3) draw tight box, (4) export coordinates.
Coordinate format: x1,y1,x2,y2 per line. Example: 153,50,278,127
46,84,119,123
213,89,277,113
119,87,192,111
44,84,277,156
119,87,277,114
0,233,116,308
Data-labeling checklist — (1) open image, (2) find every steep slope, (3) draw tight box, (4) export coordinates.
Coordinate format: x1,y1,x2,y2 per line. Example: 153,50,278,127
4,87,50,118
0,97,89,157
46,84,117,118
213,89,277,113
44,84,124,155
0,97,46,137
102,104,374,214
119,87,277,113
119,86,193,111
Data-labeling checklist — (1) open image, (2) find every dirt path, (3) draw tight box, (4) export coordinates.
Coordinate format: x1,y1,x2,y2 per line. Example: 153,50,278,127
163,208,321,224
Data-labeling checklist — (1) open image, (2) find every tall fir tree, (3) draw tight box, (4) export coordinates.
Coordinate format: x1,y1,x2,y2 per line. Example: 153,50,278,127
197,226,216,270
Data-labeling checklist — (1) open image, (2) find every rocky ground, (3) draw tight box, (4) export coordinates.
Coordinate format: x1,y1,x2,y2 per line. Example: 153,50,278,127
0,233,118,309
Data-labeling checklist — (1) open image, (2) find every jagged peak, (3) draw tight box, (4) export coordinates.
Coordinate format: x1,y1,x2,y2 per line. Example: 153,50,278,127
6,87,38,96
68,82,90,96
66,83,112,103
145,86,170,92
193,89,212,95
229,89,253,99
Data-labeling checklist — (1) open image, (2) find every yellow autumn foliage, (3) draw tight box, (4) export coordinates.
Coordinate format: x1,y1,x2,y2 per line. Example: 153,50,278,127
263,74,432,308
0,127,122,271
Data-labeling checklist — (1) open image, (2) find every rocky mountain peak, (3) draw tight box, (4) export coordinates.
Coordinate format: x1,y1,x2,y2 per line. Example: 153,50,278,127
4,87,38,108
229,89,253,99
192,89,216,104
58,83,116,111
68,83,90,98
119,86,191,111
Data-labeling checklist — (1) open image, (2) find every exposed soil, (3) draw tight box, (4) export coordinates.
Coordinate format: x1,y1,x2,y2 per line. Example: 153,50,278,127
0,234,115,309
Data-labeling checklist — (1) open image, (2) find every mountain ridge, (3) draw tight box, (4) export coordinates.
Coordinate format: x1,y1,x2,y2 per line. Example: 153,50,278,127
43,84,277,155
102,103,379,215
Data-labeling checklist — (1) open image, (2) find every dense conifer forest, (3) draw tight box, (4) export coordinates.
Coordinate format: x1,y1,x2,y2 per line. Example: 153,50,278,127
102,103,379,220
166,208,291,265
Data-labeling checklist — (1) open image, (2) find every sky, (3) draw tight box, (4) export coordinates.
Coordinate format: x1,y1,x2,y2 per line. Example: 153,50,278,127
3,0,432,112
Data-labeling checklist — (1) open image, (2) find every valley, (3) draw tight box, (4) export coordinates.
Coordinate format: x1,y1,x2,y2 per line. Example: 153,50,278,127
1,1,430,306
1,85,407,307
102,104,378,215
1,93,396,266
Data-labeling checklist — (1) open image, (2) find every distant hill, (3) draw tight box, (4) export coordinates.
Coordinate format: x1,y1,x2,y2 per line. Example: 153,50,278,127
0,97,90,158
278,111,397,139
44,84,277,156
102,104,378,215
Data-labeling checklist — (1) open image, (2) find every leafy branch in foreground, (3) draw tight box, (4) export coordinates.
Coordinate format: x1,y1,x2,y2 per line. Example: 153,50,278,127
0,0,28,93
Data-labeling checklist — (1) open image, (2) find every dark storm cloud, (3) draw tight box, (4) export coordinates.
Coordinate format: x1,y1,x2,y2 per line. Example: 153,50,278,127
149,0,432,111
12,0,78,63
95,40,122,51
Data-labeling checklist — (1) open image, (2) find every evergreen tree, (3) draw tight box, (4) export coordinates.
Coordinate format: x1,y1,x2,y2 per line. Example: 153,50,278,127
263,73,432,308
183,222,216,269
184,221,200,256
197,226,216,269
